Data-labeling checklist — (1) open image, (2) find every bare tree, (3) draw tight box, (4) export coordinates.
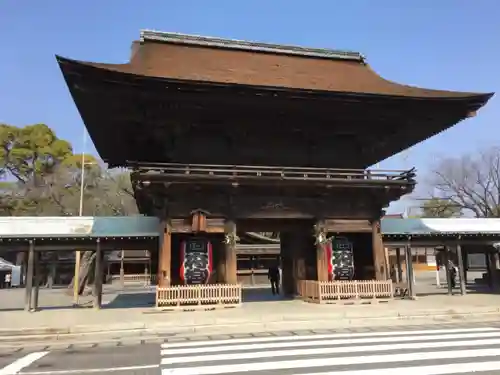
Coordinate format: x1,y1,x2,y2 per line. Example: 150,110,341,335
64,169,138,295
428,146,500,218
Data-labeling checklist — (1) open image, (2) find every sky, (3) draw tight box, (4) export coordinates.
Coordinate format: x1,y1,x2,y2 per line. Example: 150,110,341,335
0,0,498,213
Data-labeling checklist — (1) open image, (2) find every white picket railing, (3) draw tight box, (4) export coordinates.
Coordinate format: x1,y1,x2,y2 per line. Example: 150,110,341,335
156,284,242,308
297,279,393,303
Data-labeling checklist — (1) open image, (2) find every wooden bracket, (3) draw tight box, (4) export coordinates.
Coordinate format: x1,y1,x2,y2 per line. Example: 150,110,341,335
191,209,209,232
164,221,172,234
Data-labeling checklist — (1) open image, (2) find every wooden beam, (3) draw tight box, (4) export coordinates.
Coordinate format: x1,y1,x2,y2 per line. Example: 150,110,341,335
205,226,225,233
0,240,157,252
326,219,371,233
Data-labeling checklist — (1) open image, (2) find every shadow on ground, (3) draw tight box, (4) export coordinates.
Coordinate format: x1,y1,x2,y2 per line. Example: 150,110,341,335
414,282,500,297
0,286,157,312
104,291,156,309
242,287,294,302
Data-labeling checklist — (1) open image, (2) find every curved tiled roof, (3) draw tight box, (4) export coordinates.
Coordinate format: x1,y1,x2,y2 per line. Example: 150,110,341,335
59,30,492,100
55,30,494,168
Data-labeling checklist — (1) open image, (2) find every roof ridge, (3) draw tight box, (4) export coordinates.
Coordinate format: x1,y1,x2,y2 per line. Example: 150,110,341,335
140,29,366,63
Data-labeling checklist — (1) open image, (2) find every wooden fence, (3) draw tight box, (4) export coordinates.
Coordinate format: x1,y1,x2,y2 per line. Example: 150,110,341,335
156,284,242,309
297,280,393,304
111,274,154,284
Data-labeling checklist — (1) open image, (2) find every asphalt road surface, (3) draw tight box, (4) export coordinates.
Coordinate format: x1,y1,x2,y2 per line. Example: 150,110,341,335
3,324,500,374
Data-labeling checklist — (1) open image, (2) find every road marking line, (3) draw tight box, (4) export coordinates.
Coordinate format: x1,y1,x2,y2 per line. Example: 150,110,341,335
0,352,48,375
161,337,500,364
304,361,500,375
17,364,159,374
161,348,500,375
161,331,500,355
161,327,499,348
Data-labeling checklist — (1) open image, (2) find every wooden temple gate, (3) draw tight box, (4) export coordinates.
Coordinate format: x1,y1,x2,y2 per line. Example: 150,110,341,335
55,30,492,309
146,164,415,308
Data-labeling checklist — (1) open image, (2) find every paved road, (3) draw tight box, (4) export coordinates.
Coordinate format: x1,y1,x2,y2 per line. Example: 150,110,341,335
3,324,500,374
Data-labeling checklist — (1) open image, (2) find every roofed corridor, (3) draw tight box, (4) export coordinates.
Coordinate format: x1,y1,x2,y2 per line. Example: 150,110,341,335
0,216,499,312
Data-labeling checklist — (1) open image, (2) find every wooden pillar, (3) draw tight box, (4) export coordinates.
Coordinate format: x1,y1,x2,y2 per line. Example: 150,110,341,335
488,251,500,290
486,252,493,288
280,232,294,296
224,220,238,284
463,249,468,283
148,257,152,285
120,249,125,287
314,221,329,282
93,239,103,309
445,246,453,295
395,248,403,283
250,258,256,286
384,247,390,279
293,232,307,294
31,252,41,311
405,241,416,299
294,233,306,282
456,241,466,296
371,219,386,280
24,240,35,312
47,252,56,289
158,222,172,287
216,241,227,283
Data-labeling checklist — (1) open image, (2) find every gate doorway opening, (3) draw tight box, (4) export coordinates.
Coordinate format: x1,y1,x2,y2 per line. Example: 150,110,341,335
154,214,395,308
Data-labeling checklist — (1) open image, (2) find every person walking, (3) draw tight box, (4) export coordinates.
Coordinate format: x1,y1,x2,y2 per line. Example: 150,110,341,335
268,264,281,295
447,260,457,288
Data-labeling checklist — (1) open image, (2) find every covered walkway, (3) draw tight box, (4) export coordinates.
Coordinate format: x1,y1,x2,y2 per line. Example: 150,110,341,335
2,216,500,311
383,218,500,299
0,216,160,311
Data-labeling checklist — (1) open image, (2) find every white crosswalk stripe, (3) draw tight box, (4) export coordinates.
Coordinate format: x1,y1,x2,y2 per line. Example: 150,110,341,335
160,327,500,375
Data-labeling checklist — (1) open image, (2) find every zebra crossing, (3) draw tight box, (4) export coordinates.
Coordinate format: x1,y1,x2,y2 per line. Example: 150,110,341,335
160,327,500,375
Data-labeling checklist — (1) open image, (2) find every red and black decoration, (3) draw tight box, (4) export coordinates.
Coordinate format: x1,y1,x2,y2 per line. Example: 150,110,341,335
180,237,213,285
327,236,355,281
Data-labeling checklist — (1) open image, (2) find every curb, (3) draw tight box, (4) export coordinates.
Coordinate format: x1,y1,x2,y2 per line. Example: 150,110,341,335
0,322,149,337
1,310,499,344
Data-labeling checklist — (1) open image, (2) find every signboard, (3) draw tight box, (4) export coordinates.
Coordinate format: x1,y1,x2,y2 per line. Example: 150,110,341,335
331,236,355,280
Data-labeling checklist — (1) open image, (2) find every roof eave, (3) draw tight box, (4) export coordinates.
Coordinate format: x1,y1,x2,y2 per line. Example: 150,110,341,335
56,55,493,105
